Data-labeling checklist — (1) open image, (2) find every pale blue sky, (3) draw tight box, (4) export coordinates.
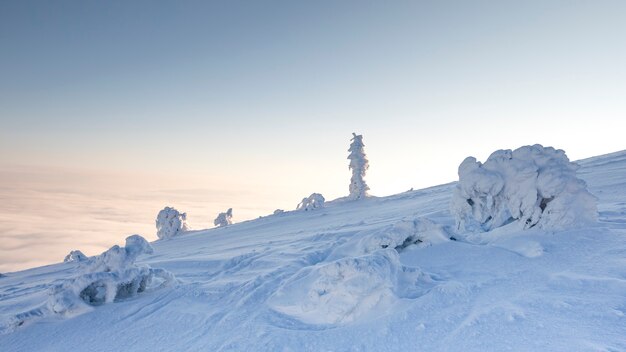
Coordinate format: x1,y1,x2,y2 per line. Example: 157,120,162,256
2,1,625,184
1,1,625,270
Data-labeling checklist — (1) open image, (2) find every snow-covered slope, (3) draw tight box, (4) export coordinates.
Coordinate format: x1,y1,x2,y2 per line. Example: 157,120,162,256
1,150,626,352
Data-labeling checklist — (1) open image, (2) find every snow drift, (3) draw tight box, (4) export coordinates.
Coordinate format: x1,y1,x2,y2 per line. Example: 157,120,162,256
451,144,597,232
270,249,435,325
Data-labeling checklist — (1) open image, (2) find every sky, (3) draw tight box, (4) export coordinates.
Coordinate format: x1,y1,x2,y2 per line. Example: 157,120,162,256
1,0,625,272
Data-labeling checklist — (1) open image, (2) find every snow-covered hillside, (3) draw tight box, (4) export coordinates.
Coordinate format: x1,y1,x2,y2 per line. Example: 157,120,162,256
1,150,626,352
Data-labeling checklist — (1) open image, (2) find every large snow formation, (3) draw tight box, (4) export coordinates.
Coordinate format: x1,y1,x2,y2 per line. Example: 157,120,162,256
214,208,233,227
451,144,597,232
156,206,189,240
296,193,325,211
348,133,370,200
48,235,174,316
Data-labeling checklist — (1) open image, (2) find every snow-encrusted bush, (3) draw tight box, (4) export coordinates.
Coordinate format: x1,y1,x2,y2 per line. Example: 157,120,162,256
156,206,189,240
48,235,174,316
348,133,370,200
214,208,233,227
451,144,597,232
296,193,325,211
273,209,285,215
64,250,88,263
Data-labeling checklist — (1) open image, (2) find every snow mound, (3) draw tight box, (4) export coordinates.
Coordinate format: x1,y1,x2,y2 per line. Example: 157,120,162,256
329,218,451,259
48,235,174,316
297,193,325,211
63,250,88,263
364,217,451,252
270,249,435,325
156,206,189,240
451,144,597,232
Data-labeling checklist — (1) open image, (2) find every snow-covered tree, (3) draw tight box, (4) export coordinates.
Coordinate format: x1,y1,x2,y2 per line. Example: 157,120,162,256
348,133,370,200
214,208,233,227
64,250,88,263
155,206,189,240
451,144,598,232
297,193,325,211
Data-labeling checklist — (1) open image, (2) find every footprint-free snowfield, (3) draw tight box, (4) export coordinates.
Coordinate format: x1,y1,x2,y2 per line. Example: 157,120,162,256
2,150,626,352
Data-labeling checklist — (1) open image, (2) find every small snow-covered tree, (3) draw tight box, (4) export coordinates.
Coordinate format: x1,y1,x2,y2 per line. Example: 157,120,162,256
64,250,88,263
214,208,233,227
297,193,325,211
156,206,189,240
451,144,597,232
348,133,370,200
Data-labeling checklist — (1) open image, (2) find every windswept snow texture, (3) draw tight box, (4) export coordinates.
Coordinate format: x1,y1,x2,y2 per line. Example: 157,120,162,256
296,193,325,211
155,206,189,240
2,150,626,352
451,144,598,232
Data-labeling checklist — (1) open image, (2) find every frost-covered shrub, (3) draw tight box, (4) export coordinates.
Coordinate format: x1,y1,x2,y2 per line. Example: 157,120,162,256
451,144,597,232
296,193,325,211
273,209,285,215
156,206,189,240
48,235,174,316
214,208,233,227
64,250,88,263
348,133,370,200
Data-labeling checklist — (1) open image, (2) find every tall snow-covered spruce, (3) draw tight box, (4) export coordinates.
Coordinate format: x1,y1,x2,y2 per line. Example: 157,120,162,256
347,133,370,200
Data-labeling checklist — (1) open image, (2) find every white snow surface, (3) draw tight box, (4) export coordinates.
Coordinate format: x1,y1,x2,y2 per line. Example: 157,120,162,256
1,150,626,351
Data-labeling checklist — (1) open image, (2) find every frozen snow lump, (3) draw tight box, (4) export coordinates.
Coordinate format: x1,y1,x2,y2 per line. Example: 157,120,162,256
451,144,597,232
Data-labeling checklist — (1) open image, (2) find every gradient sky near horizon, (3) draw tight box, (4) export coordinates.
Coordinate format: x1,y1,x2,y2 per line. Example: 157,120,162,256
1,0,625,272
